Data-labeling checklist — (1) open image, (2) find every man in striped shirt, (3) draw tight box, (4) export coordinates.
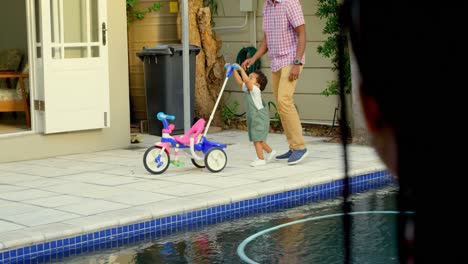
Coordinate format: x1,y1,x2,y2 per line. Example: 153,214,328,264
242,0,308,165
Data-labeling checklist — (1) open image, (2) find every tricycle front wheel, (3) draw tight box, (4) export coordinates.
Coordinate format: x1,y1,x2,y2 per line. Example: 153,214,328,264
143,146,170,174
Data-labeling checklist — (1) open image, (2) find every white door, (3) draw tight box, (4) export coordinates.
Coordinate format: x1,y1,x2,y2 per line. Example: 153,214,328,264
37,0,109,134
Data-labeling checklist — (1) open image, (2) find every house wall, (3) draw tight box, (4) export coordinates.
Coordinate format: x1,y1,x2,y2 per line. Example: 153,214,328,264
214,0,338,124
0,0,130,163
127,0,179,122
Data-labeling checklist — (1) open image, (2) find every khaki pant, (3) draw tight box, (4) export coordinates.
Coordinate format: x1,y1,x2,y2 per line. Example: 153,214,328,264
271,65,305,150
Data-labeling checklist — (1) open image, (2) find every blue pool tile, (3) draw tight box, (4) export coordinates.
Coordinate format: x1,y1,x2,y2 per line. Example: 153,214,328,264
17,248,24,257
24,246,31,256
30,245,38,254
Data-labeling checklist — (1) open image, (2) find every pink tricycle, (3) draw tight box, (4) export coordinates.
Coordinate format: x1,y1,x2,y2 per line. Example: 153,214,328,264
142,112,227,174
142,63,239,174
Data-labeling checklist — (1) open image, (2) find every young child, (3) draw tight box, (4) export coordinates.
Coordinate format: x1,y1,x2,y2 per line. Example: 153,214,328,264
232,64,276,167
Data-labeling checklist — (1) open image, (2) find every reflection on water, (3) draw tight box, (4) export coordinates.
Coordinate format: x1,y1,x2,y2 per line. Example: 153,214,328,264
66,186,398,264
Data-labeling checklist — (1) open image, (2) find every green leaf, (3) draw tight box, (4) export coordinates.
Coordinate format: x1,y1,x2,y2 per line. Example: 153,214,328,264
126,0,162,25
316,0,352,96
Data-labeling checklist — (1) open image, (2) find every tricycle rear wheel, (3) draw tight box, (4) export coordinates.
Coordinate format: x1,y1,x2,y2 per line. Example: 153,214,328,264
204,147,227,173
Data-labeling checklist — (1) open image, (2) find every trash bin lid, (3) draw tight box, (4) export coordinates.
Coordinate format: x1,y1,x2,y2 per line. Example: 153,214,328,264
136,44,201,60
136,45,172,58
169,44,201,55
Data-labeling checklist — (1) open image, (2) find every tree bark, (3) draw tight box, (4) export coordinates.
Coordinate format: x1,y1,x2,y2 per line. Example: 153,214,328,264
197,7,225,126
177,0,225,126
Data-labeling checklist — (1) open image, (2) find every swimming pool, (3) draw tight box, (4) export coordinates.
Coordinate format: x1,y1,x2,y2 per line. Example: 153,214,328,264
63,185,398,263
0,171,394,263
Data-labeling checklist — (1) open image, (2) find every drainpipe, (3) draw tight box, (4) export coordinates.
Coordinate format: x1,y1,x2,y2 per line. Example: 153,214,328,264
212,13,249,31
252,11,256,47
212,0,257,49
182,0,190,133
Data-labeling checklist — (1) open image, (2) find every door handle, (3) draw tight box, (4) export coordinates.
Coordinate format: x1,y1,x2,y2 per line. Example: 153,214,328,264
102,22,107,46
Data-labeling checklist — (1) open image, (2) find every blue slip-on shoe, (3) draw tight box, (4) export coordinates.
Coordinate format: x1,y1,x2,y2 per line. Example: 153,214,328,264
275,150,293,161
287,148,309,165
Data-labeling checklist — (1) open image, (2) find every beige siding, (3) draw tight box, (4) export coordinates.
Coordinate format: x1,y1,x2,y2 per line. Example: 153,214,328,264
214,0,337,124
127,0,179,121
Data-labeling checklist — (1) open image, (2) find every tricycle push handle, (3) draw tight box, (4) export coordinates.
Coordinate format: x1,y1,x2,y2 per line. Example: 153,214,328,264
224,63,239,78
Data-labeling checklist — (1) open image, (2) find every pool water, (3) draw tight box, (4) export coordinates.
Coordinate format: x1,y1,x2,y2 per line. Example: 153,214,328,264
65,185,398,264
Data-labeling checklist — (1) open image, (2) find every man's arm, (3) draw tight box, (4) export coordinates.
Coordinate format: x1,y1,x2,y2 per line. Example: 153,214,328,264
295,24,306,63
253,33,268,62
242,33,268,70
290,24,306,81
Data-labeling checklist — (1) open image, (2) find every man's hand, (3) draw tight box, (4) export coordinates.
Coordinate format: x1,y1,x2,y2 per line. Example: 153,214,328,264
241,58,255,70
289,65,301,81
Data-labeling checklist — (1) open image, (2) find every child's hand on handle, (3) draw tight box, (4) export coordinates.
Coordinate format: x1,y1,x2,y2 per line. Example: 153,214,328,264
225,63,240,78
224,63,240,69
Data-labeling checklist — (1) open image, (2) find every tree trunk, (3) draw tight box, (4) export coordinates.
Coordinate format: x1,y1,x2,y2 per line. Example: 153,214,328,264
198,7,225,126
177,0,225,127
350,46,369,145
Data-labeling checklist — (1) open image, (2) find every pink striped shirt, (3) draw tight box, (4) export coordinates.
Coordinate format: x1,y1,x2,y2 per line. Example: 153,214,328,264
263,0,305,72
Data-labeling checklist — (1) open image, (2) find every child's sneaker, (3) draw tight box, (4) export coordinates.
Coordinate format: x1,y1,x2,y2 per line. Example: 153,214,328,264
250,159,266,167
266,150,277,163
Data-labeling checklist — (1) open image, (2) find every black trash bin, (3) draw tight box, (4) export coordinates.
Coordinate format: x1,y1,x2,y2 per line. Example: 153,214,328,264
137,44,200,136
